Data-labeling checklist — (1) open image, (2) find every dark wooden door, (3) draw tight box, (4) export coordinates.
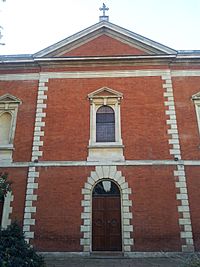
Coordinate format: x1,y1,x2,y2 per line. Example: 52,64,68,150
92,196,122,251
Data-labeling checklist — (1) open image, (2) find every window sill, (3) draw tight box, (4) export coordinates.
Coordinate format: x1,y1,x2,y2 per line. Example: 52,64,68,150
87,142,125,162
0,145,13,162
88,142,124,149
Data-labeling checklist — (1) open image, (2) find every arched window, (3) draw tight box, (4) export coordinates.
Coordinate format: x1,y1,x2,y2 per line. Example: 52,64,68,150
0,112,12,145
96,106,115,142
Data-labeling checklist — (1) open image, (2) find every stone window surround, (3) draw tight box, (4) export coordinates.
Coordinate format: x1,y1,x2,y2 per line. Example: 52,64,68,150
1,192,14,229
87,87,124,161
0,94,21,161
88,87,123,146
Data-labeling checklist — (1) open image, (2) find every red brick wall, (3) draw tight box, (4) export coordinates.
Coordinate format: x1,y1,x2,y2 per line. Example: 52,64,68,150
33,166,93,251
0,80,38,162
62,35,147,57
172,77,200,160
42,76,170,161
0,167,28,226
186,166,200,251
120,166,181,251
31,166,181,251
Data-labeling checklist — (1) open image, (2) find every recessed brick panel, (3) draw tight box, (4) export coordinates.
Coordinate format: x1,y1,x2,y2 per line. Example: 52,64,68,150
62,34,148,57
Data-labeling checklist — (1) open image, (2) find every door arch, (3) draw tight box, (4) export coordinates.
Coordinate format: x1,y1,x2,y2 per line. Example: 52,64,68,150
92,180,122,251
80,166,133,253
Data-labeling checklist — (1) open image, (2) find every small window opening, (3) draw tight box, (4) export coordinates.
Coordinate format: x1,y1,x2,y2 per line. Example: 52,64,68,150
96,106,115,142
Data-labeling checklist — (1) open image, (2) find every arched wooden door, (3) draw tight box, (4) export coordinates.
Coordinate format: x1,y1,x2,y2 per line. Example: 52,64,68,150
92,180,122,251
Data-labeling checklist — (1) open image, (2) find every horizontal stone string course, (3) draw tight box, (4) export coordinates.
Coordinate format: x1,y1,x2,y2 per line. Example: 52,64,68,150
162,75,194,252
23,78,49,243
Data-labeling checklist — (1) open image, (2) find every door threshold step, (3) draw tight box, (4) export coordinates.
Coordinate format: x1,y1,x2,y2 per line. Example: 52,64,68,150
90,252,124,258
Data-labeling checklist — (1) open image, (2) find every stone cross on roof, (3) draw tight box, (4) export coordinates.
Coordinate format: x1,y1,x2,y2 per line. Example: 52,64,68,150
99,3,109,22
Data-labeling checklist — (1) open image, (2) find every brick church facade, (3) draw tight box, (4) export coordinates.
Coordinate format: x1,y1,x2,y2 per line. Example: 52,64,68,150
0,14,200,255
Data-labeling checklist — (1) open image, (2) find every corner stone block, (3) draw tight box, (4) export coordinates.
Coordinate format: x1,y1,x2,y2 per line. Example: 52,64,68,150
123,218,130,225
27,183,38,189
28,171,39,178
25,207,36,213
182,244,194,252
80,225,90,232
124,212,133,219
23,218,35,225
181,199,189,206
176,194,188,200
124,238,134,245
184,225,192,232
123,206,130,213
186,238,194,245
25,201,33,207
29,167,36,172
23,225,30,232
124,225,133,232
181,231,193,238
179,218,191,225
24,232,34,239
124,232,131,238
183,212,191,219
24,213,32,219
178,206,189,212
174,170,185,176
124,246,131,252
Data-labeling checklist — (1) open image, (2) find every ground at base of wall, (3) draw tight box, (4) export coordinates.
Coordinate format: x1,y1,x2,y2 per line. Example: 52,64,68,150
44,257,182,267
44,254,200,267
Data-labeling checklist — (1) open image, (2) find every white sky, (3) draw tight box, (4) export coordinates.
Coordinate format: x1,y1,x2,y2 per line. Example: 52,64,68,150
0,0,200,55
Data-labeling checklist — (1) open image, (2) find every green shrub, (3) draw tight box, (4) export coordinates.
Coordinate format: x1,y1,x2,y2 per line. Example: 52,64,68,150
183,253,200,267
0,222,45,267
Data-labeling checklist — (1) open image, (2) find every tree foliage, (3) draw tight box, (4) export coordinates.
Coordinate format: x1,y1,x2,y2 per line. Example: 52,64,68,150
0,173,12,202
0,222,45,267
